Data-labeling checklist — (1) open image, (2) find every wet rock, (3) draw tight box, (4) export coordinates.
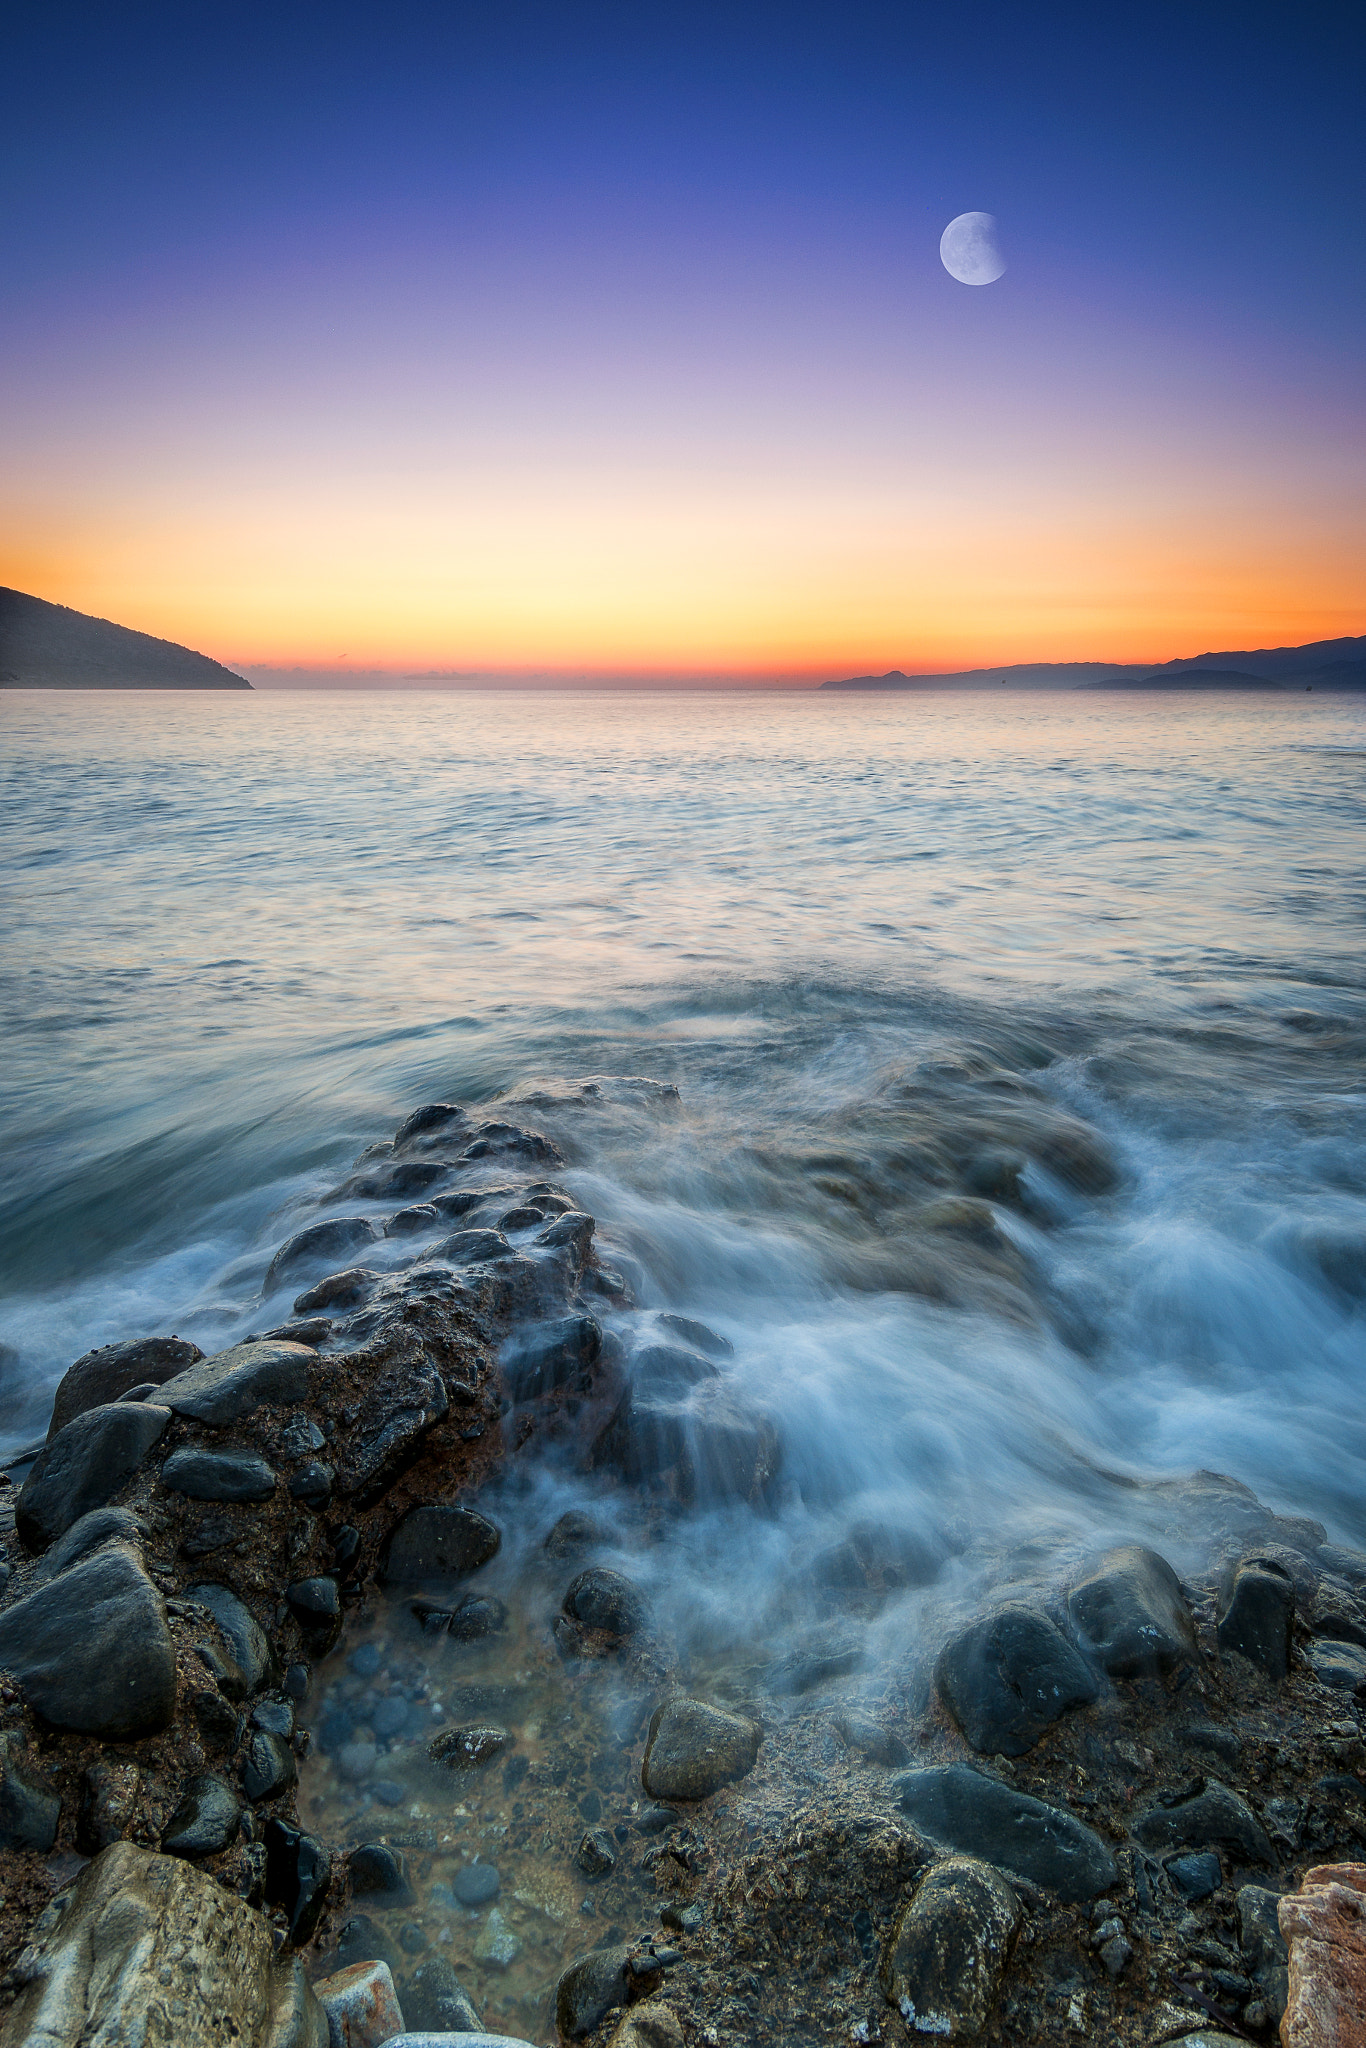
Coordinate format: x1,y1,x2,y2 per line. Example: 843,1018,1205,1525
387,1202,440,1236
892,1765,1118,1903
578,1828,617,1876
1237,1883,1289,2019
77,1759,140,1853
1218,1557,1295,1680
465,1120,563,1166
191,1688,241,1745
1279,1861,1366,2047
0,1839,324,2048
766,1623,864,1694
656,1312,732,1357
194,1635,250,1700
290,1459,335,1504
186,1582,274,1692
313,1958,404,2048
429,1724,511,1770
264,1315,334,1346
556,1946,631,2038
337,1157,452,1202
544,1509,607,1559
879,1854,1021,2038
1306,1639,1366,1692
1066,1543,1197,1677
263,1815,333,1944
936,1604,1099,1757
0,1733,60,1850
1133,1778,1275,1865
294,1267,378,1314
17,1401,170,1549
395,1102,470,1150
452,1860,502,1905
400,1955,483,2032
381,1501,502,1582
591,1380,779,1505
562,1567,651,1641
161,1772,243,1857
446,1593,508,1641
641,1697,761,1800
631,1343,722,1396
503,1313,602,1399
474,1906,522,1968
48,1334,202,1437
243,1729,298,1802
32,1504,145,1583
162,1445,278,1503
608,2005,686,2048
0,1542,176,1737
252,1696,295,1738
334,1361,449,1506
833,1712,911,1767
286,1575,343,1656
1309,1587,1366,1650
1168,1852,1223,1901
265,1216,378,1292
435,1227,512,1265
536,1209,594,1260
159,1339,316,1427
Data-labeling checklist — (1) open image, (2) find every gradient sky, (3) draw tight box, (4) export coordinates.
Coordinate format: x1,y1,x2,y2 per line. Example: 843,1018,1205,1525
3,1,1364,681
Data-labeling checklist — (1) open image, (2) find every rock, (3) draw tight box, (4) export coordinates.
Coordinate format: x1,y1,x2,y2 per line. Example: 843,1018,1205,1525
833,1712,911,1767
401,1954,483,2031
265,1217,378,1292
395,1102,470,1149
263,1816,332,1944
536,1210,594,1258
380,1502,501,1582
1238,1883,1289,2019
435,1228,513,1265
608,2003,685,2048
452,1861,502,1905
556,1946,631,2038
286,1576,343,1656
243,1729,298,1802
32,1504,146,1583
1218,1557,1295,1680
474,1906,521,1968
1306,1639,1366,1692
563,1567,651,1641
186,1582,274,1692
162,1445,279,1502
0,1733,60,1850
578,1828,617,1876
1168,1852,1223,1901
333,1362,449,1506
465,1120,563,1166
1132,1778,1275,1865
387,1204,440,1237
641,1697,761,1800
935,1604,1099,1757
0,1542,176,1737
195,1636,249,1700
544,1510,606,1558
48,1335,203,1437
891,1765,1118,1903
252,1696,296,1738
879,1855,1021,2038
446,1593,507,1640
290,1460,335,1504
161,1773,243,1857
348,1842,415,1909
503,1313,602,1399
0,1839,325,2048
313,1959,404,2048
17,1402,170,1549
158,1340,316,1427
77,1760,141,1853
429,1725,510,1770
1066,1544,1197,1676
656,1312,732,1357
191,1688,241,1745
294,1268,378,1314
1279,1862,1366,2048
591,1380,779,1504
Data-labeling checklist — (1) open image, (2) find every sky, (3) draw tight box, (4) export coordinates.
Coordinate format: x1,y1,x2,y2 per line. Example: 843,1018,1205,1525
2,0,1364,683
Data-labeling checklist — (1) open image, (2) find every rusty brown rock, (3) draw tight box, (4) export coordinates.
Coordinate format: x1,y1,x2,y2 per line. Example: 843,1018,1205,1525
1279,1861,1366,2047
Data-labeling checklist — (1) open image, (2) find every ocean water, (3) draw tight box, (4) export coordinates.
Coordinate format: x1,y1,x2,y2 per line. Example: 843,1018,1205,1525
3,683,1366,1579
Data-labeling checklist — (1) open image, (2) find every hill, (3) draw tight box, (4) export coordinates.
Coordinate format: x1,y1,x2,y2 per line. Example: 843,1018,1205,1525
0,588,250,689
820,634,1366,690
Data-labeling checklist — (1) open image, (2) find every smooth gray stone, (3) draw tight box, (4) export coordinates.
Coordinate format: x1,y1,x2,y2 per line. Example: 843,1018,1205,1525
161,1772,242,1857
380,1503,501,1583
17,1403,170,1550
892,1764,1118,1902
1067,1544,1197,1677
1132,1779,1275,1865
1218,1559,1294,1680
641,1697,760,1800
33,1506,146,1584
936,1604,1099,1756
47,1335,202,1437
433,1228,511,1265
265,1216,378,1292
158,1341,315,1426
185,1582,273,1693
562,1567,650,1639
243,1729,297,1802
162,1446,278,1502
0,1543,175,1738
879,1856,1020,2038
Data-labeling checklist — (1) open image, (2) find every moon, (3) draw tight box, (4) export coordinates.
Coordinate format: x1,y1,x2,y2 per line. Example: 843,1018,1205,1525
940,211,1005,286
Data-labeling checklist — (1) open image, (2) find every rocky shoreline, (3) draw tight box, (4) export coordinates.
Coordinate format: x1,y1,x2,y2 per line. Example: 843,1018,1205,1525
0,1085,1363,2046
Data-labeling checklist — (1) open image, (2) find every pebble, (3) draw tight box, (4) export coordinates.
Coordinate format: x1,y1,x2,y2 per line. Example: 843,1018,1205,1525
474,1906,521,1969
452,1862,502,1906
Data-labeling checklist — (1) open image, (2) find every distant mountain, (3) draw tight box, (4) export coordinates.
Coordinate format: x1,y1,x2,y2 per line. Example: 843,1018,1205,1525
820,634,1366,690
0,588,250,688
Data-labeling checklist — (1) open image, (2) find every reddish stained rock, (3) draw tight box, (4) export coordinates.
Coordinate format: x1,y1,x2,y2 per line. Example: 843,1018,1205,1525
1279,1861,1366,2047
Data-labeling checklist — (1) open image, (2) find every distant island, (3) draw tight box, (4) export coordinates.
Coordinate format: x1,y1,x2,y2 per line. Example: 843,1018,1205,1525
0,588,250,689
821,635,1366,690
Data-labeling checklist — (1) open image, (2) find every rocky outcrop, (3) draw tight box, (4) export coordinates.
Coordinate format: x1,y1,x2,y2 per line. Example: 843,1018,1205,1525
157,1339,316,1426
1279,1862,1366,2047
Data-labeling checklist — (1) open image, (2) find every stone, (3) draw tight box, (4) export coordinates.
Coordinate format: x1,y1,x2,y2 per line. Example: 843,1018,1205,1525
503,1313,603,1399
563,1567,651,1640
349,1842,415,1904
0,1542,176,1737
77,1760,141,1853
280,1413,327,1457
608,2007,686,2048
657,1312,732,1357
334,1362,449,1506
195,1637,249,1700
1066,1544,1197,1676
536,1210,594,1256
446,1593,507,1640
263,1816,333,1944
1279,1862,1366,2048
290,1460,335,1504
158,1340,316,1426
0,1733,60,1850
265,1216,378,1292
435,1228,512,1265
641,1697,761,1800
17,1402,170,1549
1167,1852,1224,1901
161,1773,243,1857
400,1954,483,2032
1306,1639,1366,1692
1133,1778,1275,1865
833,1712,911,1767
591,1380,779,1505
243,1729,298,1802
892,1765,1118,1903
191,1689,241,1745
452,1860,502,1905
387,1203,440,1237
935,1604,1099,1757
1237,1883,1289,2019
32,1504,146,1583
0,1839,325,2048
162,1445,279,1502
394,1102,470,1149
429,1725,510,1770
1217,1558,1295,1680
294,1267,379,1314
578,1828,617,1876
544,1509,608,1558
286,1575,343,1655
252,1696,296,1738
380,1502,502,1582
186,1582,274,1692
556,1946,631,2038
313,1959,404,2048
48,1335,203,1436
879,1855,1021,2038
474,1906,522,1968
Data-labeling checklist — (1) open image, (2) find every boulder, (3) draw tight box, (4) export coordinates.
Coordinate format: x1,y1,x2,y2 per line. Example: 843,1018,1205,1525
0,1840,326,2048
33,1504,145,1583
394,1102,470,1150
0,1542,176,1737
158,1340,316,1427
333,1362,449,1507
591,1380,779,1505
0,1732,60,1851
312,1959,404,2048
1279,1861,1366,2048
1218,1557,1295,1680
1132,1779,1274,1865
503,1314,602,1399
935,1605,1099,1756
1237,1883,1289,2019
641,1697,761,1800
293,1268,378,1314
400,1956,482,2032
556,1947,631,2038
47,1335,202,1437
380,1502,501,1583
162,1445,278,1503
161,1773,243,1858
562,1567,651,1641
1066,1544,1197,1677
434,1228,512,1265
879,1855,1021,2038
264,1217,378,1292
185,1582,274,1693
17,1402,170,1549
892,1765,1118,1903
